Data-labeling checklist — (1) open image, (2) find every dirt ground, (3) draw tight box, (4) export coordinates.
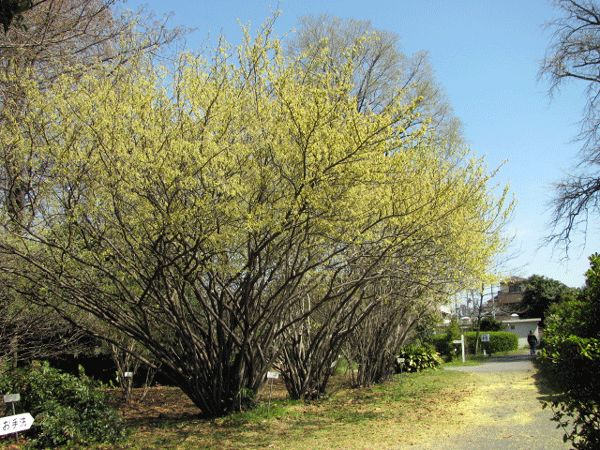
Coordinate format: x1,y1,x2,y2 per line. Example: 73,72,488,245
108,386,206,422
106,354,573,450
107,380,290,422
407,355,572,450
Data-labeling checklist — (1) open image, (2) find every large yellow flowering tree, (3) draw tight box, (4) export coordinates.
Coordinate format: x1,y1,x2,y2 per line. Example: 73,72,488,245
0,20,511,417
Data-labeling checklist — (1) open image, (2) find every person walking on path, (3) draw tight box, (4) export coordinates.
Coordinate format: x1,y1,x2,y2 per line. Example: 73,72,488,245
527,330,538,355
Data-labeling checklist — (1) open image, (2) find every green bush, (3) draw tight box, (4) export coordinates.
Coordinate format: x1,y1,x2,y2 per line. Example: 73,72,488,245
478,316,503,332
429,333,452,358
430,330,518,358
539,253,600,449
465,331,518,354
394,345,443,373
430,320,462,360
445,317,461,341
0,362,126,448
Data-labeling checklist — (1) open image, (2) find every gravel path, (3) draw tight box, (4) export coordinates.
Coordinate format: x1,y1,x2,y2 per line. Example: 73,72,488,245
403,352,572,450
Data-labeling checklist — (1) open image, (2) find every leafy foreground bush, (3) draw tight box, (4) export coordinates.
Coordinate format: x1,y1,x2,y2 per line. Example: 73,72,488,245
394,345,443,373
540,253,600,450
0,362,126,448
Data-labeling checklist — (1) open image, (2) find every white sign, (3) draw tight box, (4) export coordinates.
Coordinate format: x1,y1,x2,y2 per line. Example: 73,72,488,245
123,372,134,378
452,340,462,344
0,413,34,436
481,334,490,342
3,394,20,403
396,358,405,363
267,371,279,379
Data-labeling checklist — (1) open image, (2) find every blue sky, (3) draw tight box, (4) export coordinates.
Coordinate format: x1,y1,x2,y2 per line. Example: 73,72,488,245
122,0,597,288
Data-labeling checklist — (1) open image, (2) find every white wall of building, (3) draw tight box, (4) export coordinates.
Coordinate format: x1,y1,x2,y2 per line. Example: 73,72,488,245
501,318,541,348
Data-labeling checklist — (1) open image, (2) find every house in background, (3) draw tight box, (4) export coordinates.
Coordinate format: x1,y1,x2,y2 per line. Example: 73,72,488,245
490,276,542,346
494,276,527,320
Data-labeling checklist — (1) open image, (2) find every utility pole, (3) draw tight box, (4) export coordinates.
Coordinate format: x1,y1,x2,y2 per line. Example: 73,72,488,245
474,283,485,354
491,284,496,320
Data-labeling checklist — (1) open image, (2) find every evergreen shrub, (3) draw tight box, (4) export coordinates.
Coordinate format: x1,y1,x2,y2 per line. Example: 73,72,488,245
430,333,451,358
478,316,503,331
430,330,518,358
539,253,600,449
0,362,126,448
394,344,443,373
465,331,518,354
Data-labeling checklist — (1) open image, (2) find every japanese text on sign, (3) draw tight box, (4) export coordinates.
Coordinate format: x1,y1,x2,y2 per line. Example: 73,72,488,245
0,413,34,436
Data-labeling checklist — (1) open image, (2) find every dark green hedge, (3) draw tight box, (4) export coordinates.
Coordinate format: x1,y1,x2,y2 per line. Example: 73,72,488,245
430,331,518,357
465,331,518,354
430,334,454,358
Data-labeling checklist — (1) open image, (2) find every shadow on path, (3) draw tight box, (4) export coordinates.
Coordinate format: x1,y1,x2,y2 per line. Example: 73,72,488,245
486,353,538,363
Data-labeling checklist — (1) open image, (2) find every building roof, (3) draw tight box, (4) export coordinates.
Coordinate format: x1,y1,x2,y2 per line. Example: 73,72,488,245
499,318,541,324
495,292,524,305
501,276,526,285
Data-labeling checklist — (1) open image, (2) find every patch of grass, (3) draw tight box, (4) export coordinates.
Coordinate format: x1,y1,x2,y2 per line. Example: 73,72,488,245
114,370,473,450
442,355,485,367
442,347,528,368
1,369,477,450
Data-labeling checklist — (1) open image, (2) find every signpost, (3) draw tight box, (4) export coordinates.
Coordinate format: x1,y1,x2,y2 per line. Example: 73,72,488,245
266,371,279,419
453,335,466,363
480,333,490,356
396,357,406,385
3,393,31,440
3,394,20,404
0,413,34,437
